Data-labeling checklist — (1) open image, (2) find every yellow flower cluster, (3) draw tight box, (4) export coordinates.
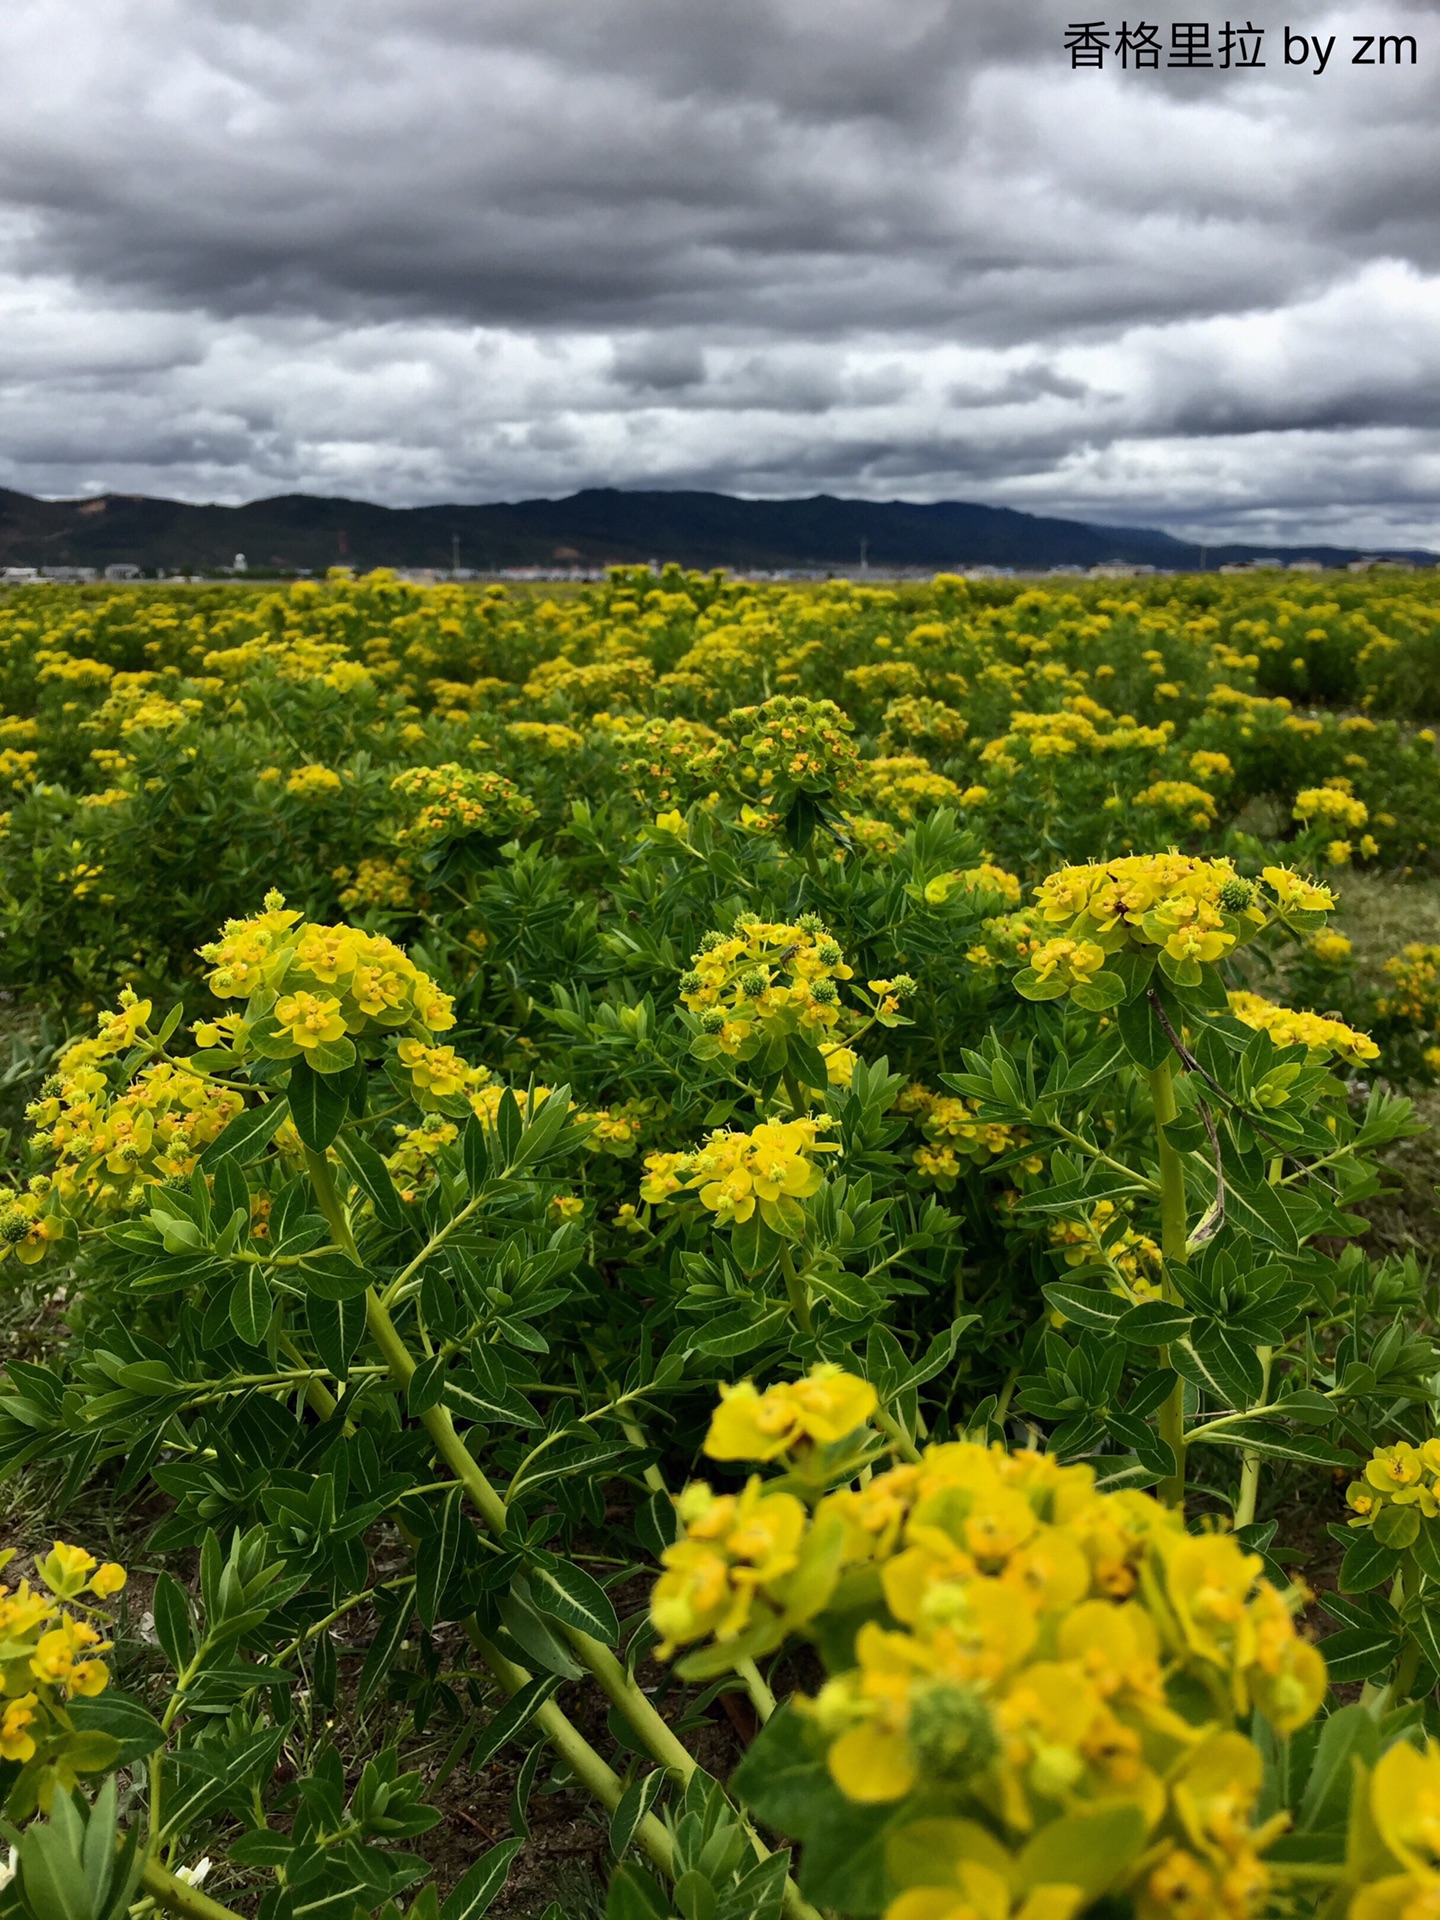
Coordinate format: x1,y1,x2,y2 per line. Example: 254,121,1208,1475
639,1115,839,1229
284,763,345,800
980,702,1172,770
1345,1441,1440,1543
1378,945,1440,1028
336,856,415,911
1049,1200,1163,1301
504,721,584,754
880,694,969,750
653,1386,1325,1920
680,915,854,1059
0,1542,126,1772
1020,853,1332,1000
1349,1740,1440,1917
604,714,733,811
390,763,537,852
651,1367,880,1657
25,993,243,1217
732,694,859,802
197,893,454,1075
1132,780,1217,830
1294,784,1370,831
859,754,966,823
897,1083,1029,1190
1226,991,1380,1065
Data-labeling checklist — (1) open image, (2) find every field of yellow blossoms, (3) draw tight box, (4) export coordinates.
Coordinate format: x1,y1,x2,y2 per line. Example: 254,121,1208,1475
4,566,1440,1920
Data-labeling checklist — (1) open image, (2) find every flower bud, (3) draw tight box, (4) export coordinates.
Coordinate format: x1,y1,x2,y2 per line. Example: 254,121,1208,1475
906,1681,999,1784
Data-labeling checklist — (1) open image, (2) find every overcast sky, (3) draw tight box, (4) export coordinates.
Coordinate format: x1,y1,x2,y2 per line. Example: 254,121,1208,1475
0,0,1437,544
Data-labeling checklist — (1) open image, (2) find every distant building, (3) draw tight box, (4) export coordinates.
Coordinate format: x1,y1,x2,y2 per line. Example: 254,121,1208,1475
1219,559,1282,573
233,553,248,573
1,566,39,582
1288,560,1326,571
103,563,143,581
39,566,98,583
1088,561,1156,578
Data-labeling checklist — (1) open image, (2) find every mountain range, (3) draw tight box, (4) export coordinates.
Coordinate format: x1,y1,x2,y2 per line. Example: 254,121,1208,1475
0,485,1431,575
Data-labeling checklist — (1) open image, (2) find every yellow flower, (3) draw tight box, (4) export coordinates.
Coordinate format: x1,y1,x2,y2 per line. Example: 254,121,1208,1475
650,1477,808,1657
1368,1739,1440,1874
0,1692,39,1762
274,991,348,1050
705,1367,879,1462
1351,1875,1440,1920
36,1542,97,1599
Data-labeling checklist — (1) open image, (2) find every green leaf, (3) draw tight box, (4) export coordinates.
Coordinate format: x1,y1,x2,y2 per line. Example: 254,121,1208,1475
690,1304,791,1357
636,1490,679,1561
153,1573,194,1675
528,1558,619,1645
1115,1300,1192,1345
1340,1531,1402,1594
1040,1283,1128,1331
1069,971,1125,1012
806,1266,881,1320
228,1269,273,1346
357,1590,416,1707
470,1677,559,1770
497,1585,585,1679
1116,993,1171,1069
1405,1600,1440,1680
1298,1705,1380,1831
197,1097,287,1172
334,1134,409,1232
306,1292,366,1381
444,1368,541,1430
513,1085,573,1170
1316,1625,1402,1685
286,1055,350,1152
67,1694,165,1767
606,1864,671,1920
609,1773,666,1862
1374,1502,1422,1551
408,1353,449,1416
440,1840,525,1920
1202,1421,1356,1470
1411,1519,1440,1584
416,1486,465,1630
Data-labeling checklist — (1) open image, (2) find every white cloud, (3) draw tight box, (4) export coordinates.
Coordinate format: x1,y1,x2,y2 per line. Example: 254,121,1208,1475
0,0,1434,542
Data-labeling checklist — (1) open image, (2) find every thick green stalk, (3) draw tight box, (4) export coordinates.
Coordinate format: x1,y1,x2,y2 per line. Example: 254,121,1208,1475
1149,1059,1188,1509
1232,1345,1271,1531
778,1245,813,1335
141,1859,250,1920
468,1628,676,1877
1232,1154,1287,1526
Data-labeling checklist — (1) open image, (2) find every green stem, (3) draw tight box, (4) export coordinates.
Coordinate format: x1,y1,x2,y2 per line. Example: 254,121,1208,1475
140,1860,250,1920
778,1245,813,1335
1150,1058,1188,1510
874,1405,922,1465
1233,1345,1272,1532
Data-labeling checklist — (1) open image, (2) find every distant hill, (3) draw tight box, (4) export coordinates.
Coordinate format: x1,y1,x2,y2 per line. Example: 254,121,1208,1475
0,485,1430,575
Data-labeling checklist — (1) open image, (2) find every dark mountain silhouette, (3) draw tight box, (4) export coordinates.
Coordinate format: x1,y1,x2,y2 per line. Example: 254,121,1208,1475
0,485,1429,574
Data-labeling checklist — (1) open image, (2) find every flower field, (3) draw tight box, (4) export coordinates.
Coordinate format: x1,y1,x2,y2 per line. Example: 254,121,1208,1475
6,565,1440,1920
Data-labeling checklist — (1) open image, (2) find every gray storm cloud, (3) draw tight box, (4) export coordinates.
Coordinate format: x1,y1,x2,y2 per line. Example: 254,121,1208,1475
0,0,1435,543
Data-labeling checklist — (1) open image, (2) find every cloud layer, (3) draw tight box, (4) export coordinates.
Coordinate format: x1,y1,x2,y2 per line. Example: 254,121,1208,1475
0,0,1436,544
